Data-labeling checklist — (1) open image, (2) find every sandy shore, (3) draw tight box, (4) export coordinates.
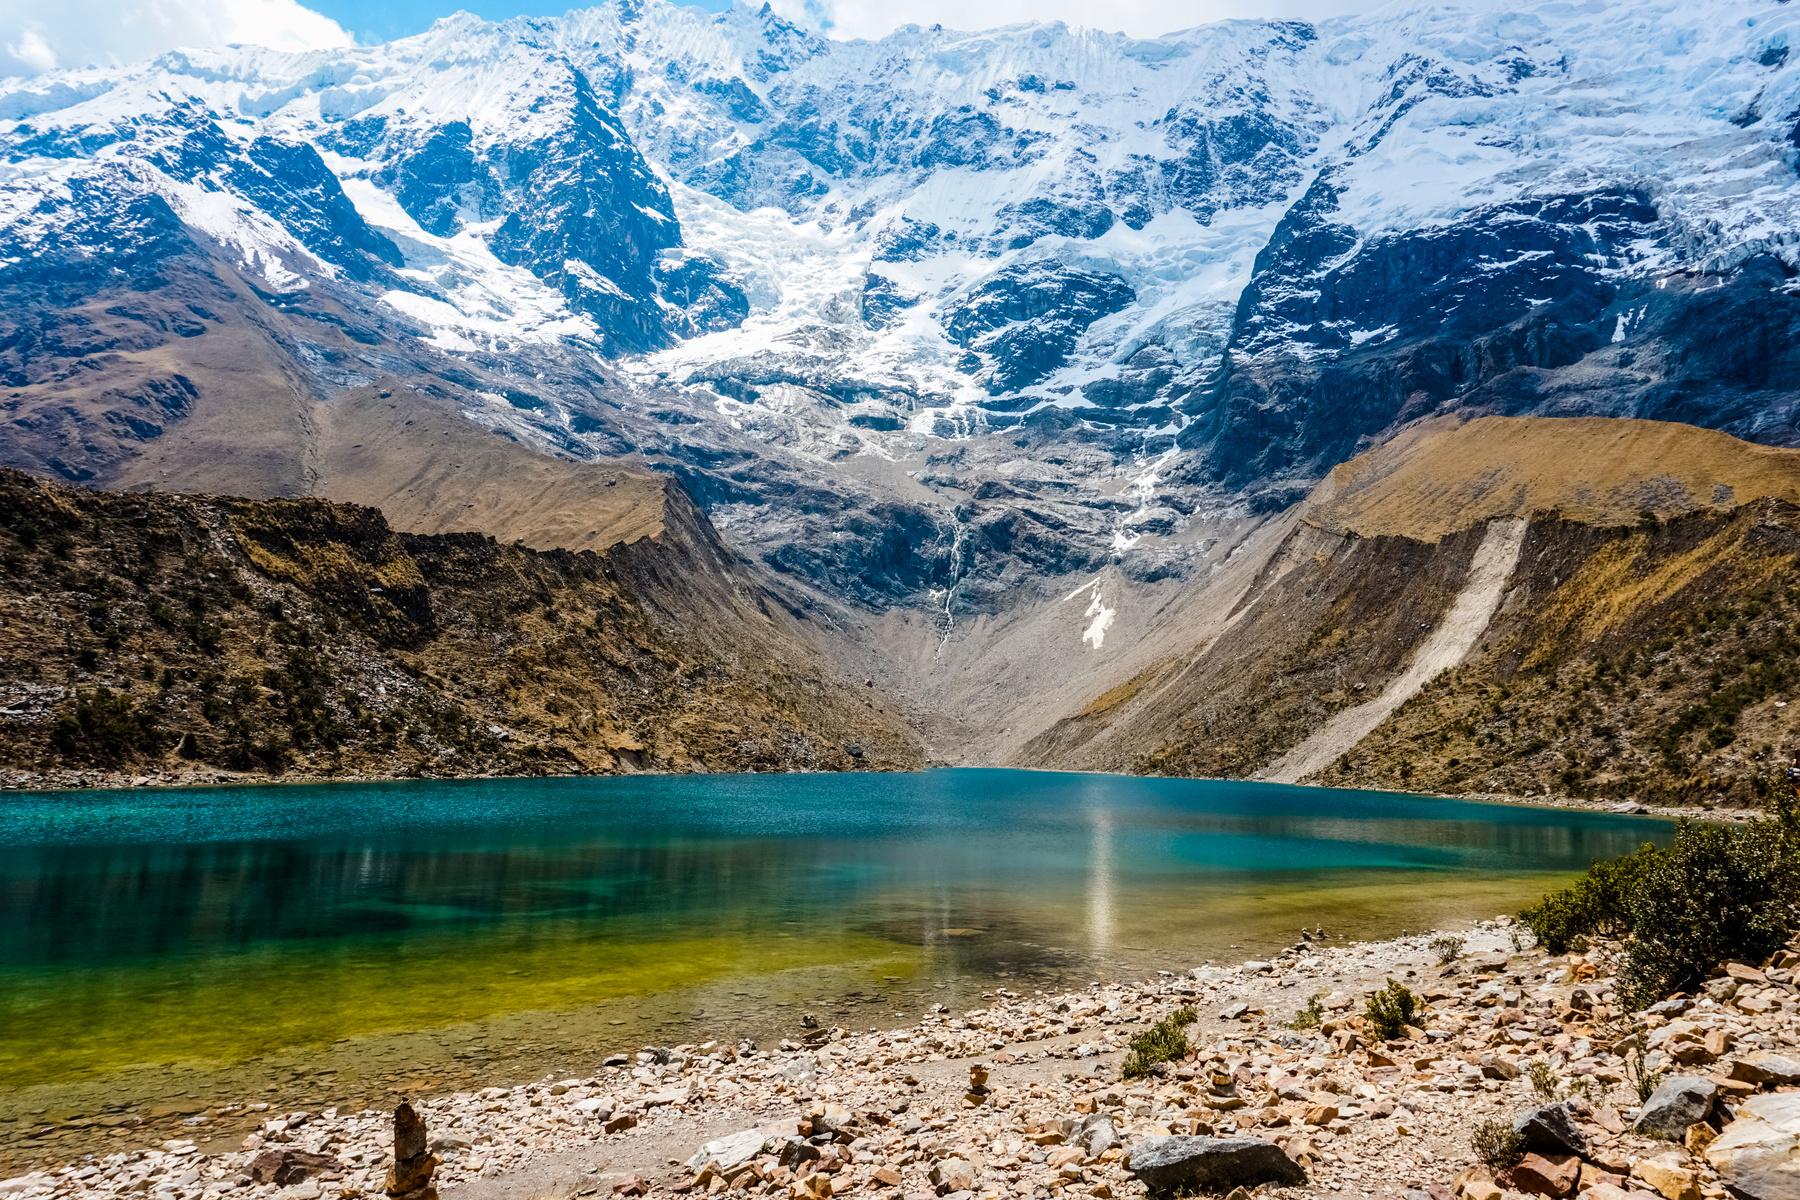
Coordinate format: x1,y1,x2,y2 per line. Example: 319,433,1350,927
9,914,1797,1200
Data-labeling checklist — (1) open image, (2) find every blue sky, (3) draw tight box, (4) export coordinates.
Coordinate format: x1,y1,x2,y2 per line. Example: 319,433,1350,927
304,0,730,43
2,0,1372,80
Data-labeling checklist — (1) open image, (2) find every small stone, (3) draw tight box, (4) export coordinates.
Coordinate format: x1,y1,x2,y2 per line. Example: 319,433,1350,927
1125,1136,1306,1195
1634,1153,1700,1200
1480,1058,1521,1081
1730,1053,1800,1086
1580,1186,1633,1200
1078,1114,1119,1159
685,1131,768,1173
1511,1103,1586,1158
249,1151,343,1188
927,1160,972,1195
1633,1077,1717,1141
1577,1162,1625,1192
1506,1152,1578,1197
870,1168,902,1188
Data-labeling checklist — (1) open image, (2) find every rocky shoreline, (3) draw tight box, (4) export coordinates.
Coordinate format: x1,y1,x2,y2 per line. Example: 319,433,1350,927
8,917,1798,1200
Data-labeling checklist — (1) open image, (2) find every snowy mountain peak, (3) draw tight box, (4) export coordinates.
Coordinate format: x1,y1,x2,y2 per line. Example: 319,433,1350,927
5,0,1800,618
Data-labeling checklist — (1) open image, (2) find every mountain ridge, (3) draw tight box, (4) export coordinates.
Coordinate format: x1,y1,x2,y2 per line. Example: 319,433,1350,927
1016,415,1800,806
9,0,1800,623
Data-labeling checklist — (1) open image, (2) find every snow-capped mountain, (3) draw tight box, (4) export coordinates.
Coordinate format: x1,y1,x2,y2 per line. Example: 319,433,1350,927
5,0,1800,617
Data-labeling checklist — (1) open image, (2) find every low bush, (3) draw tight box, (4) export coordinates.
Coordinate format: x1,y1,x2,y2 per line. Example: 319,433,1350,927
1121,1007,1197,1080
1286,993,1325,1030
1471,1119,1526,1171
1518,802,1800,1010
1520,842,1663,954
1617,817,1797,1007
1364,980,1418,1041
51,688,162,761
1430,935,1465,965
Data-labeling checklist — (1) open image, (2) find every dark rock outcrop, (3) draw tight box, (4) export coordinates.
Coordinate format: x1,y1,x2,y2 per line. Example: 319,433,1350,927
1126,1135,1307,1194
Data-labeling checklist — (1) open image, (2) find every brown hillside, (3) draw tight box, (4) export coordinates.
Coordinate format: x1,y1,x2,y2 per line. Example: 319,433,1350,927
0,470,921,786
1308,415,1800,540
1022,416,1800,808
306,383,673,554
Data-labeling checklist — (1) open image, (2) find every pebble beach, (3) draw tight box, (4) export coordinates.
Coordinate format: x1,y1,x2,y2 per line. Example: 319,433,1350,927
9,914,1800,1200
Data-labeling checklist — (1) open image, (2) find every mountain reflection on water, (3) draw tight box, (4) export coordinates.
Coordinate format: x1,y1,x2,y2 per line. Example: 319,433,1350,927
0,769,1668,1111
2,770,1661,968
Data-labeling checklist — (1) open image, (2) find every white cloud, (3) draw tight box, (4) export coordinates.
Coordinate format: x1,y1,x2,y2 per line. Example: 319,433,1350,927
767,0,1372,40
1,0,352,77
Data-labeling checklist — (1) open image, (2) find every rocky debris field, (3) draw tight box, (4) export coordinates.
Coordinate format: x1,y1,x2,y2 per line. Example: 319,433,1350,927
7,920,1799,1200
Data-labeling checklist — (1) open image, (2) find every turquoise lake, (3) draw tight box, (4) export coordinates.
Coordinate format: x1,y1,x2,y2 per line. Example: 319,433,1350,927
0,769,1669,1159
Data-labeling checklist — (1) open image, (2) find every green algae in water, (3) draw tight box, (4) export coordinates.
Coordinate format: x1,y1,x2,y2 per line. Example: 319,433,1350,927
0,770,1672,1093
0,923,918,1088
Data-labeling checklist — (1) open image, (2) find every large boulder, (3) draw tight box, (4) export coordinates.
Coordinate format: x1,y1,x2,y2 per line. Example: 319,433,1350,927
1705,1093,1800,1200
1126,1136,1306,1194
1511,1103,1587,1157
685,1129,769,1172
1730,1053,1800,1087
1633,1077,1718,1140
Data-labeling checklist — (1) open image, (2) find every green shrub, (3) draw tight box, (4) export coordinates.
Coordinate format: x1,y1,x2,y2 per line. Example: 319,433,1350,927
1286,993,1325,1030
1430,936,1465,965
1527,1060,1560,1100
1471,1119,1526,1171
1364,980,1419,1041
1617,817,1797,1007
1520,842,1663,954
1121,1007,1197,1080
1618,1033,1665,1104
51,688,162,761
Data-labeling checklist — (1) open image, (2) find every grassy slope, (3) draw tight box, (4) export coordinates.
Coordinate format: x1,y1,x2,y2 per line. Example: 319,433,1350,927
1024,417,1800,807
1319,502,1800,805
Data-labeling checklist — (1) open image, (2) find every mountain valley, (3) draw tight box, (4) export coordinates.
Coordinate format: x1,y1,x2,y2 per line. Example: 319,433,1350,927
5,0,1800,799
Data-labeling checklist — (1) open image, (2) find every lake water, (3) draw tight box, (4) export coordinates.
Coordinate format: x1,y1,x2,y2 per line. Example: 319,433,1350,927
0,769,1669,1165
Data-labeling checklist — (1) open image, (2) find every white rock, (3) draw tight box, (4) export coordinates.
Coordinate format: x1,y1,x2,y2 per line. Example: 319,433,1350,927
685,1129,769,1171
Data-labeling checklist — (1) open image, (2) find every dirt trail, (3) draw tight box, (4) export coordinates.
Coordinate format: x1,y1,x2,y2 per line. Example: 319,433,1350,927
1262,516,1527,784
